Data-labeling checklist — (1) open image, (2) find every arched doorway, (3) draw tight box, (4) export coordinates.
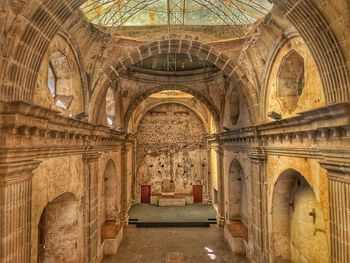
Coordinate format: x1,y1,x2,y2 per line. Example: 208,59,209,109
271,169,329,262
37,192,81,263
227,159,248,225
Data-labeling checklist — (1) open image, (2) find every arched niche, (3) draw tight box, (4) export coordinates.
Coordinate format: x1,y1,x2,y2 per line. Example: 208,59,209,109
264,37,325,121
277,50,304,112
227,159,248,225
271,169,329,263
37,192,81,263
102,160,118,221
123,85,220,134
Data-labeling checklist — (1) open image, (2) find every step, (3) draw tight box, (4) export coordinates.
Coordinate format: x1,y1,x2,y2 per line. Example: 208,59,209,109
133,221,211,227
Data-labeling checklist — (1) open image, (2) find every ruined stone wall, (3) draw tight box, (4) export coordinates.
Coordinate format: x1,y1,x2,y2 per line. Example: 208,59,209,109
290,182,329,263
135,103,209,202
42,193,80,263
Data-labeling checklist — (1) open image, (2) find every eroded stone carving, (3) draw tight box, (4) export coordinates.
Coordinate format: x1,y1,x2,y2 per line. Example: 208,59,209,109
136,103,208,199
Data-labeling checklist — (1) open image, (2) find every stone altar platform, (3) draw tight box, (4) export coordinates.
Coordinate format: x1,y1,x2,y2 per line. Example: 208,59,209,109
158,195,186,206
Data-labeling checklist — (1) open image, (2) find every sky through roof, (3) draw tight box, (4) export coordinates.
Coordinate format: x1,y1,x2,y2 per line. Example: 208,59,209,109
81,0,272,28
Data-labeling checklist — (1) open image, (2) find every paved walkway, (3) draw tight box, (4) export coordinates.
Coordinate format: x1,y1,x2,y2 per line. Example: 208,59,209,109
103,226,249,263
129,204,216,222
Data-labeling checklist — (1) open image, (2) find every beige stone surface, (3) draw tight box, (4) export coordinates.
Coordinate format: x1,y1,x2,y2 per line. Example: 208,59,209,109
31,155,85,263
265,36,325,121
1,1,349,263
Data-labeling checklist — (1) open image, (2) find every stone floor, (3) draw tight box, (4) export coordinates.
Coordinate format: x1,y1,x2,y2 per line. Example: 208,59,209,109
128,204,216,222
102,226,249,263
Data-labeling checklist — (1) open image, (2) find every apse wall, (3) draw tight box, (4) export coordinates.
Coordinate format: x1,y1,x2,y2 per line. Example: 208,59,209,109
135,103,209,204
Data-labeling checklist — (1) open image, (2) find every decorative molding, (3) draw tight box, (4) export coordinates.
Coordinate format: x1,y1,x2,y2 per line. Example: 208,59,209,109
0,101,125,150
214,103,350,161
0,101,126,159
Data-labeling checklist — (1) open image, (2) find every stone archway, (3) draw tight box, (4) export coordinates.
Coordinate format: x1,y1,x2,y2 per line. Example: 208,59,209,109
88,39,258,125
227,159,248,224
2,0,349,108
128,100,212,134
123,85,220,132
111,40,257,120
37,192,81,263
271,169,329,263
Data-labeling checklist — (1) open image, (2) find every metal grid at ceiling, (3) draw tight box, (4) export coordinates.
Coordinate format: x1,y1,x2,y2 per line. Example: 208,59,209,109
80,0,272,34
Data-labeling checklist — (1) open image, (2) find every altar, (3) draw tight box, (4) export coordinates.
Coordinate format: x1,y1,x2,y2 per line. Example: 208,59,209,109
158,179,186,206
158,195,186,206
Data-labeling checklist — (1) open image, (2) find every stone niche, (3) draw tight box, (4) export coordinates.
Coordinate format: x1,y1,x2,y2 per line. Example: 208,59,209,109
135,103,209,204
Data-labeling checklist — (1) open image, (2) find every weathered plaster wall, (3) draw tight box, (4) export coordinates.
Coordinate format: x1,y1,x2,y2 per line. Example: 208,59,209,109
42,193,80,263
31,155,84,263
290,182,329,263
265,36,325,120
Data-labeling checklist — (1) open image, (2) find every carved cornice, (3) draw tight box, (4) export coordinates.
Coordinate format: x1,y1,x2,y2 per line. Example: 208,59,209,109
0,159,42,184
248,148,267,163
219,103,350,147
0,101,126,149
83,151,102,162
320,160,350,183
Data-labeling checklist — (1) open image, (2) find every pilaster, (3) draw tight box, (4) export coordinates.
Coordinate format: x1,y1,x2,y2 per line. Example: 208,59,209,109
82,151,101,263
210,141,225,227
0,159,41,263
320,160,350,263
120,143,131,225
248,150,268,263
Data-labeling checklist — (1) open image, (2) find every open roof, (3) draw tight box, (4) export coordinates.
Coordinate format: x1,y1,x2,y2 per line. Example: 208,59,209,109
81,0,272,29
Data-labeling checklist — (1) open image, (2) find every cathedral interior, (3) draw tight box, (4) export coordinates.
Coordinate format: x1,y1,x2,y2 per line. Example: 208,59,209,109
0,0,350,262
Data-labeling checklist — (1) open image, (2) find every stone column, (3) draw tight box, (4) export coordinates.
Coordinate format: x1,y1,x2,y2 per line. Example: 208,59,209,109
82,152,101,263
206,144,212,203
0,159,41,263
321,161,350,263
248,151,268,263
120,143,129,225
130,139,137,202
211,141,225,227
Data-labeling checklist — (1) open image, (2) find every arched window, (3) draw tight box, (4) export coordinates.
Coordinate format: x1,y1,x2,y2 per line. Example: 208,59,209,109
106,87,116,126
47,50,73,109
47,63,56,97
277,50,305,97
